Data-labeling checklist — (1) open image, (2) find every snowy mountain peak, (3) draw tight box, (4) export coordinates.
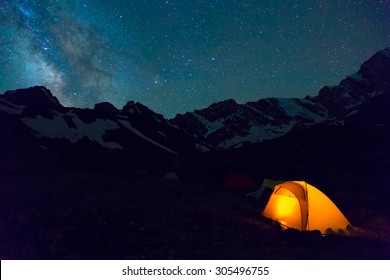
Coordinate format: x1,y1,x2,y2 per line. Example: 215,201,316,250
2,86,62,110
122,100,153,115
121,100,168,126
343,48,390,89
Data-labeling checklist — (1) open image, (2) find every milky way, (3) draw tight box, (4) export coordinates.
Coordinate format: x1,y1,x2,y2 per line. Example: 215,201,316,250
1,0,390,117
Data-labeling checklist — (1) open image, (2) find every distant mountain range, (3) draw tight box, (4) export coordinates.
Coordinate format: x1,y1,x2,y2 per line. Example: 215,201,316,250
0,86,208,158
0,47,389,174
0,87,210,176
171,47,390,149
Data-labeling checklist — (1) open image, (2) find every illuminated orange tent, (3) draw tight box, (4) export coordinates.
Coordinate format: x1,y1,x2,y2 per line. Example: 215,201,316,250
262,181,352,235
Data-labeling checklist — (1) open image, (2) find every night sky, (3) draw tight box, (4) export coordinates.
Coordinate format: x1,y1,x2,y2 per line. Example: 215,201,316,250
1,1,390,118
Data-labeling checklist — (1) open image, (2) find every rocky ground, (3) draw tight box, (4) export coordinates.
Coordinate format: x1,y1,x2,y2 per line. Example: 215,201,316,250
1,171,389,260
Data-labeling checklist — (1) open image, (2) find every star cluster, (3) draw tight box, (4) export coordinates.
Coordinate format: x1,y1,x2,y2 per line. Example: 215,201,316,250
1,0,390,117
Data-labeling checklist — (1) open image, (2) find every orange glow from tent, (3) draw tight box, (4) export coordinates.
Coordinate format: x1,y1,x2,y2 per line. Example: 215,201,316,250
263,194,302,230
276,196,297,216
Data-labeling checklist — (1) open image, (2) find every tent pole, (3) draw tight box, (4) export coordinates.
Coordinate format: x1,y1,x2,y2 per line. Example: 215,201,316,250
305,181,309,230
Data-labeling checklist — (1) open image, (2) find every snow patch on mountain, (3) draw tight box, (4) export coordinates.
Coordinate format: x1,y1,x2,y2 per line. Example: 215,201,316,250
245,105,275,121
0,99,25,115
21,113,123,150
71,116,123,150
345,109,358,118
154,116,162,123
192,113,225,137
22,114,74,140
166,121,181,130
157,131,167,138
222,122,295,148
195,143,211,152
118,120,178,155
277,98,324,121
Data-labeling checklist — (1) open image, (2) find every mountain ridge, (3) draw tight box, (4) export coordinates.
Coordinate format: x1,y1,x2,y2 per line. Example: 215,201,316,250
170,47,390,149
0,47,389,156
